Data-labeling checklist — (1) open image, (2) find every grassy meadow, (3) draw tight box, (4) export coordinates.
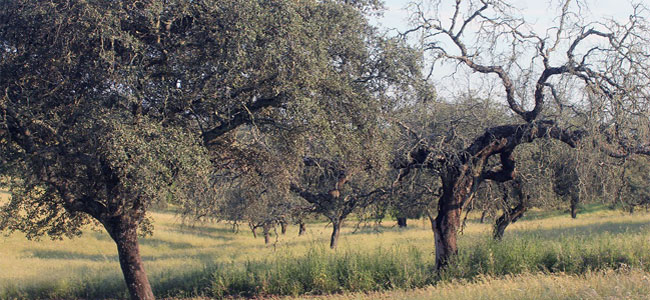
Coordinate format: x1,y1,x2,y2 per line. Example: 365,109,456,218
284,269,650,300
1,203,650,299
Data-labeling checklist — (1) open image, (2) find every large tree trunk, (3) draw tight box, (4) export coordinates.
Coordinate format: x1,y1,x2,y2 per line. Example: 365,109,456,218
397,217,407,228
103,217,154,300
298,221,306,236
433,168,479,269
433,191,462,269
330,220,341,249
493,203,527,240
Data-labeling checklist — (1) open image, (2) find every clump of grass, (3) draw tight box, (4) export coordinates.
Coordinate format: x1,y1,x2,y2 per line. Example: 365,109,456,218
444,229,650,281
205,245,433,298
291,268,650,300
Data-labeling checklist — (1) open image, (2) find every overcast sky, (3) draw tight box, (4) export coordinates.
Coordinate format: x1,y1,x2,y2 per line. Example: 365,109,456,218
373,0,637,33
370,0,641,99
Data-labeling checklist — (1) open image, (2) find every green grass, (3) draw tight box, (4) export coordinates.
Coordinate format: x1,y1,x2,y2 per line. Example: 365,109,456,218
281,269,650,300
1,205,650,299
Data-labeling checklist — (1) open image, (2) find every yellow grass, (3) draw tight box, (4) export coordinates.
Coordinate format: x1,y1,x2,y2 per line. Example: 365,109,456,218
279,269,650,300
1,205,650,298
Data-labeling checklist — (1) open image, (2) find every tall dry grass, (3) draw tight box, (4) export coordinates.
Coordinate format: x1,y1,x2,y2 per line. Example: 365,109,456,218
1,205,649,299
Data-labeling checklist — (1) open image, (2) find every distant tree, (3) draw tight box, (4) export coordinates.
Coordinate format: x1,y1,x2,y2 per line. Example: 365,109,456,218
291,156,390,249
619,157,650,213
552,151,583,218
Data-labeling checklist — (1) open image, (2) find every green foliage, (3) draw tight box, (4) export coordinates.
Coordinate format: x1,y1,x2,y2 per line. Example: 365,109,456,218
620,157,650,210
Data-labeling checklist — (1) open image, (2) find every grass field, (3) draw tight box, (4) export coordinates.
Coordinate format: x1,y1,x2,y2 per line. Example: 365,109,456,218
1,204,650,299
281,269,650,300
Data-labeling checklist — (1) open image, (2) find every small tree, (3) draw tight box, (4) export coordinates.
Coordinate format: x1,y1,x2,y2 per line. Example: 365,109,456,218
620,157,650,213
291,157,389,249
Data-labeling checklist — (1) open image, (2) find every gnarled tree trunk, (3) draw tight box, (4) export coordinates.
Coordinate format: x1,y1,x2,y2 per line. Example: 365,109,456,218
103,216,154,300
493,182,529,240
493,202,527,240
433,190,463,269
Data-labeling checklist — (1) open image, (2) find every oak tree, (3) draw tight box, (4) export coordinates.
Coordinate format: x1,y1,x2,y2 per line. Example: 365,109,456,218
401,0,650,268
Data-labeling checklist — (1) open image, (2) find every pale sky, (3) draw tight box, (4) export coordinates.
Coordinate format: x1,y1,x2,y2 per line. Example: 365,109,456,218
373,0,638,33
370,0,643,100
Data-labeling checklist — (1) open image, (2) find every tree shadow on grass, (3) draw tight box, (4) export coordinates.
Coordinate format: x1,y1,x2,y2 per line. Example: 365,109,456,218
24,249,119,262
139,237,196,249
165,227,237,241
24,247,222,263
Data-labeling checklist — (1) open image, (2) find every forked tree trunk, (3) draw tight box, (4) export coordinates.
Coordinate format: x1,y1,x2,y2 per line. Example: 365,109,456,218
103,217,154,300
298,222,306,236
397,217,407,228
330,220,342,249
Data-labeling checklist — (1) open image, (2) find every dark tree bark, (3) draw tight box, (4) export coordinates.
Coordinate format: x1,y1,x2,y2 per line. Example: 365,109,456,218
397,217,407,228
103,216,154,300
570,195,579,219
397,121,586,269
280,221,287,235
493,181,529,240
493,202,528,240
262,223,271,244
251,227,258,238
433,188,463,268
298,222,306,236
479,209,488,223
330,220,342,249
396,0,650,274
